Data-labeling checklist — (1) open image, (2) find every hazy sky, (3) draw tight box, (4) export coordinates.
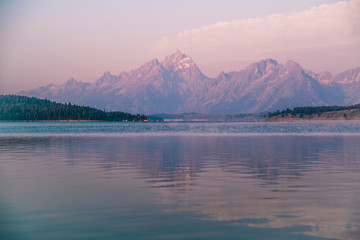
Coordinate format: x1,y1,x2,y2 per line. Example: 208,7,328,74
0,0,359,93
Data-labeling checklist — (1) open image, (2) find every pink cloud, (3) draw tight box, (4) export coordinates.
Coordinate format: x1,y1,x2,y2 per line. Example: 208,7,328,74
154,0,360,76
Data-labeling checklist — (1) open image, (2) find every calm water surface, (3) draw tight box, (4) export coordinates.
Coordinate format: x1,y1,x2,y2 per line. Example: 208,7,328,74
0,122,359,240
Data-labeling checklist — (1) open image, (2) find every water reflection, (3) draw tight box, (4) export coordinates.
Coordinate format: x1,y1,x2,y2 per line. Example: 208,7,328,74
0,135,359,239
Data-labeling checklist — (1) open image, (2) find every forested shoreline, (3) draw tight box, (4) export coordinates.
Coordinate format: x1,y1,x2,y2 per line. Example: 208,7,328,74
0,95,148,121
267,104,360,118
263,104,360,121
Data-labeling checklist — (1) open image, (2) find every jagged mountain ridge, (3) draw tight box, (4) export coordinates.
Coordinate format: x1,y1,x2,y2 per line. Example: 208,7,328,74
19,50,360,114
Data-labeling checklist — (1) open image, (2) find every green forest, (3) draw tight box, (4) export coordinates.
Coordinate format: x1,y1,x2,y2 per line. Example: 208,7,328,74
267,104,360,118
0,95,148,121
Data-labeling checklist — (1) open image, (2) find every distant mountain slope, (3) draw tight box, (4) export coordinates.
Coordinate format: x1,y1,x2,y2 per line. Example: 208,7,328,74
188,59,342,113
19,50,360,114
0,95,147,121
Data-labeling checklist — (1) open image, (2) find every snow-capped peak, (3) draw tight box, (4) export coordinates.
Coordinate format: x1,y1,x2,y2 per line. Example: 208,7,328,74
161,50,195,70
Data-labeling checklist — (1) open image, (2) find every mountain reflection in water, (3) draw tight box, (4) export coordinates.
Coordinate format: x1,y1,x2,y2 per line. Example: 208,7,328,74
0,135,359,240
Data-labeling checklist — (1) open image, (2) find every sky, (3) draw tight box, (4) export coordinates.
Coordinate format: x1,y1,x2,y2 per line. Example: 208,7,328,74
0,0,359,94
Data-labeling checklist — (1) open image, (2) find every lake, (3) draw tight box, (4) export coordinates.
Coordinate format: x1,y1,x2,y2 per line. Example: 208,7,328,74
0,121,359,240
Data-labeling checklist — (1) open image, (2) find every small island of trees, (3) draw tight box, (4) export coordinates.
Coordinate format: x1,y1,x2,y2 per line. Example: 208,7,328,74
0,95,149,121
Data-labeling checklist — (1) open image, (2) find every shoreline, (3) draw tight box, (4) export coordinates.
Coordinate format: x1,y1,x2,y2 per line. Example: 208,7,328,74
262,109,360,121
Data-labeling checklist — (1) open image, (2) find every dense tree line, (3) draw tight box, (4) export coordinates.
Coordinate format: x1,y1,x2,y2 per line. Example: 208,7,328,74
267,104,360,118
0,95,148,121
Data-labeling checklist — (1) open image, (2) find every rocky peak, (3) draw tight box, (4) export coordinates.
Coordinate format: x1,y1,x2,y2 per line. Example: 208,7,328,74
133,58,161,75
216,71,230,81
258,59,279,68
95,71,119,87
245,59,279,77
161,49,196,71
64,78,81,88
284,60,303,72
305,70,333,84
333,67,360,84
102,71,113,78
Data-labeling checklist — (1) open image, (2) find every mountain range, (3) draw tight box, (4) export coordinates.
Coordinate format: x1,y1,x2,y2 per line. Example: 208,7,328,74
19,50,360,114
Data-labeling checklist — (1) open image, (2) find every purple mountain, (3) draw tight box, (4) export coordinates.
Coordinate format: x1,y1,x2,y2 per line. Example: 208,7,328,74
19,50,360,114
